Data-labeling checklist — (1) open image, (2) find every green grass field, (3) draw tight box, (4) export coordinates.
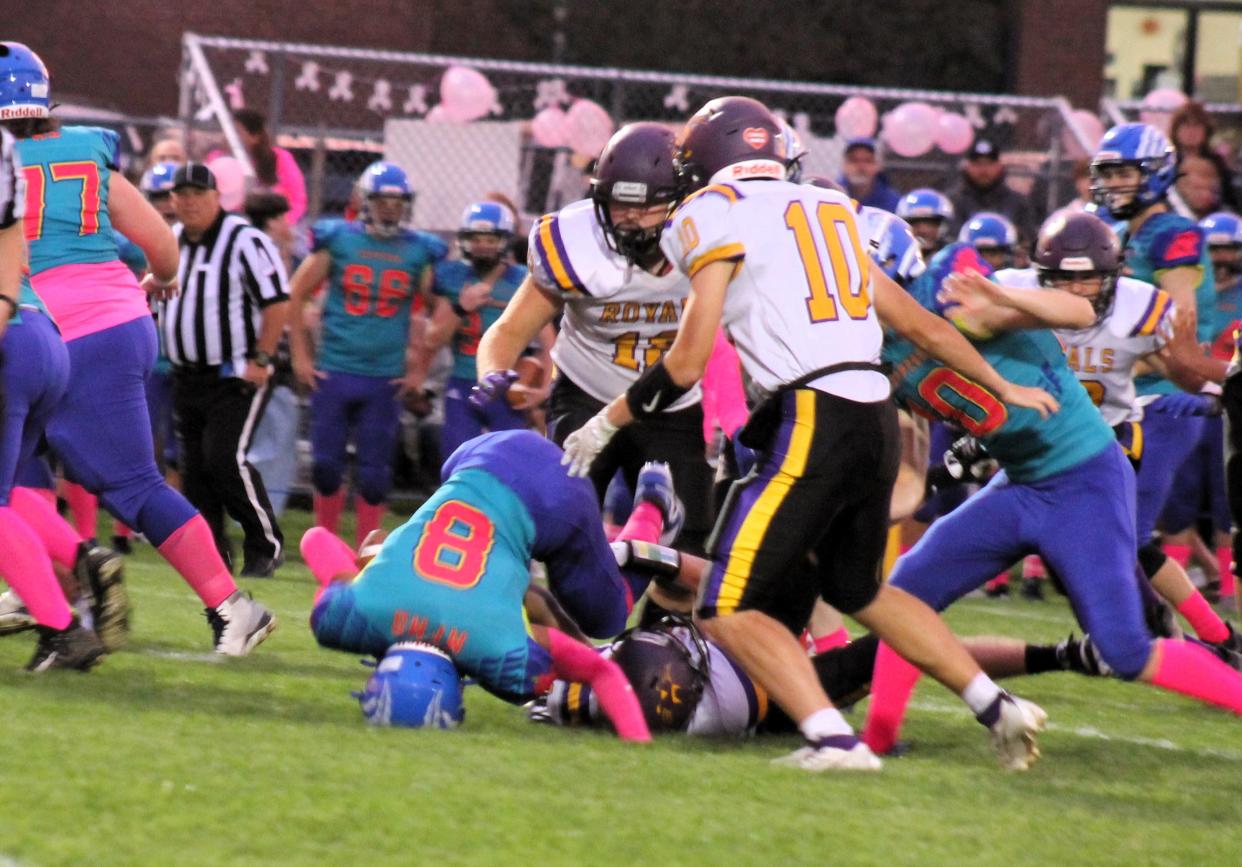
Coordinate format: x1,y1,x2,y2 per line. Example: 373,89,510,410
3,509,1241,866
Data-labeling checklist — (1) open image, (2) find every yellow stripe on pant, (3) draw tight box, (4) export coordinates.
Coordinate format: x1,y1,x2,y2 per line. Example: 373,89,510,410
716,389,817,615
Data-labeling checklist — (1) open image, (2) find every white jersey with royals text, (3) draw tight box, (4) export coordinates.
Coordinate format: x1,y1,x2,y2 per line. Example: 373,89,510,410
661,179,888,402
527,198,699,410
543,627,764,737
995,268,1174,426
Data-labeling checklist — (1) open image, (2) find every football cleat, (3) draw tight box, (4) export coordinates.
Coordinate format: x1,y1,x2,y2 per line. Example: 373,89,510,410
206,591,276,656
1020,577,1045,601
75,544,130,651
1056,633,1114,677
772,735,883,772
25,620,107,673
1207,624,1242,673
0,590,35,636
978,693,1047,771
634,461,684,546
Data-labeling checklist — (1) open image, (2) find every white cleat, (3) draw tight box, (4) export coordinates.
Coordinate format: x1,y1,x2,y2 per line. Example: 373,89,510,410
0,590,35,636
772,736,883,772
206,591,277,656
984,694,1048,771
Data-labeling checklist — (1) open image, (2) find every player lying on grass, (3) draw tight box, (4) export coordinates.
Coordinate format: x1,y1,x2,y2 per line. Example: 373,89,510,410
299,429,700,742
862,237,1242,755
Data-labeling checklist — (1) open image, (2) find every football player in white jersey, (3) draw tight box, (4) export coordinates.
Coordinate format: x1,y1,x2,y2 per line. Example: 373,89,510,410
561,96,1058,772
474,122,713,554
943,211,1240,654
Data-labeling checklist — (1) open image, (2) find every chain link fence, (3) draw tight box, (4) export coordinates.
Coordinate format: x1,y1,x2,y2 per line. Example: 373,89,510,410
181,33,1094,240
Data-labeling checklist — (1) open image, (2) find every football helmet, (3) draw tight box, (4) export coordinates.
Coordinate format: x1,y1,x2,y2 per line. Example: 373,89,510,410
896,188,955,252
140,162,180,198
958,212,1017,251
458,200,515,271
803,174,846,195
676,95,786,193
1033,211,1122,320
354,642,465,729
357,161,414,238
779,119,808,184
1200,211,1242,249
857,206,926,286
609,618,708,733
589,122,680,265
0,42,50,121
1090,123,1176,220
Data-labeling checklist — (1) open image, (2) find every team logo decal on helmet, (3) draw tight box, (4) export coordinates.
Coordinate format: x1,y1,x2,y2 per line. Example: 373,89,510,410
609,617,708,733
742,127,770,149
676,96,787,192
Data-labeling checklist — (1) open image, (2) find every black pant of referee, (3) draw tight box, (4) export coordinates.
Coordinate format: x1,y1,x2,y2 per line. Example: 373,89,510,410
173,366,284,574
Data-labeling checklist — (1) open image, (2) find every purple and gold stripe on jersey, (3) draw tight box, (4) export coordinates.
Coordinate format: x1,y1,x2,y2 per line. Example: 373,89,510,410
719,650,769,728
687,243,745,278
1113,420,1144,466
680,183,745,208
701,389,816,616
1130,290,1172,338
533,214,588,295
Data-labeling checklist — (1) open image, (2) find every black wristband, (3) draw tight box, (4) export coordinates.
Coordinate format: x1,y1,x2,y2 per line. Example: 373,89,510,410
452,301,468,316
0,295,16,315
625,359,690,419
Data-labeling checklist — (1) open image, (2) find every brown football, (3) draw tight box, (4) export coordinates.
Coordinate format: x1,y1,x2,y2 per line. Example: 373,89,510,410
508,356,546,407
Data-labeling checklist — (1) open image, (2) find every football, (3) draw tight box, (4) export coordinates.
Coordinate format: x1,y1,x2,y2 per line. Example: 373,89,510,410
508,355,546,407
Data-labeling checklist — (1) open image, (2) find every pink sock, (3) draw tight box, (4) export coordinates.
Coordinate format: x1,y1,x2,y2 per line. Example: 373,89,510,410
702,330,749,439
546,627,651,742
616,502,663,545
862,640,923,754
985,574,1009,590
355,497,386,549
1151,638,1242,714
29,487,56,508
157,515,237,608
1163,544,1192,568
300,527,357,588
10,486,83,570
1217,547,1236,598
1021,555,1046,579
1176,593,1230,644
602,522,623,542
314,490,345,535
812,627,850,654
0,507,73,629
61,480,98,540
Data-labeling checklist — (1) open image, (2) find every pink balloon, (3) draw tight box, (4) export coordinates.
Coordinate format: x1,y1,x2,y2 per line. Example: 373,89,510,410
425,104,455,123
531,106,570,148
882,102,937,158
1139,87,1188,134
835,96,878,139
440,66,496,122
207,155,246,212
1063,109,1105,156
935,112,974,154
565,99,615,159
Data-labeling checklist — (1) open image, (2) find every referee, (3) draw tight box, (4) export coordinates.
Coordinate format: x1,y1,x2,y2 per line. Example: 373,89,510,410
164,163,289,577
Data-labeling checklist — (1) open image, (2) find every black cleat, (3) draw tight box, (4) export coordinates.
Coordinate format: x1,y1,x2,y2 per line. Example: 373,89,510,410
110,534,133,555
1055,633,1114,677
1207,624,1242,672
1020,577,1045,601
25,620,107,672
984,582,1010,598
239,556,282,579
75,544,130,651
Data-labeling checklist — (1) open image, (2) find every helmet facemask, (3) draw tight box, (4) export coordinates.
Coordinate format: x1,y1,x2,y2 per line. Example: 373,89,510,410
362,193,413,239
458,230,511,273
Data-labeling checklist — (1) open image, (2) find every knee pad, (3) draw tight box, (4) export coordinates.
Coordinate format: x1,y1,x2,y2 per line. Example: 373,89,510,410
311,461,344,496
1137,541,1167,580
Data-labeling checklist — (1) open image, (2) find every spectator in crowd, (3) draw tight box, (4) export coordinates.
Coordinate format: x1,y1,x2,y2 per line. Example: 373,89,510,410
1170,101,1239,213
945,137,1037,245
1176,154,1222,221
233,109,308,226
244,192,301,517
147,130,187,171
1053,158,1093,215
839,137,901,213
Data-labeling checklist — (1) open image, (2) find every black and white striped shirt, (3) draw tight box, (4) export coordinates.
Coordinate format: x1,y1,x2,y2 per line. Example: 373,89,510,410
163,212,288,372
0,129,23,230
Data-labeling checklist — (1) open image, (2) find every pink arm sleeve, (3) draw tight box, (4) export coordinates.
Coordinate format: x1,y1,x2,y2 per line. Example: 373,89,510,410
701,329,749,440
273,147,308,225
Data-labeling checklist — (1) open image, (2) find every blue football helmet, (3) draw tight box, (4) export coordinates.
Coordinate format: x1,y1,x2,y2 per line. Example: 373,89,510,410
357,161,414,238
0,42,50,121
1200,211,1242,249
1090,123,1176,219
896,188,955,252
354,642,465,729
458,201,515,270
141,162,180,197
958,212,1017,251
857,206,926,286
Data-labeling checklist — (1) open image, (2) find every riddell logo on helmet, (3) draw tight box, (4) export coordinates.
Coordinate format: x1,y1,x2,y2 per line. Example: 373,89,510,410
742,127,769,149
0,105,48,119
730,160,784,179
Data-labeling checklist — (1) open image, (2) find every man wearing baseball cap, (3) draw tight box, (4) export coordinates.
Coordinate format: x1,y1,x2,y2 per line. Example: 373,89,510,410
945,136,1037,244
839,137,901,213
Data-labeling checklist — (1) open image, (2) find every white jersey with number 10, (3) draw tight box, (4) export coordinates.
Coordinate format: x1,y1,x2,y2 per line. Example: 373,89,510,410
661,180,888,402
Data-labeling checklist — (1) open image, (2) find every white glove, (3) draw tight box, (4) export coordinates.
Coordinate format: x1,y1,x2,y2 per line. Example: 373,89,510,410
561,411,619,477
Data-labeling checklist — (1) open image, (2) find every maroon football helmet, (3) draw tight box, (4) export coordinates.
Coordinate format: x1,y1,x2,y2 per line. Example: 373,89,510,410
676,96,787,193
589,122,680,264
1034,211,1123,319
